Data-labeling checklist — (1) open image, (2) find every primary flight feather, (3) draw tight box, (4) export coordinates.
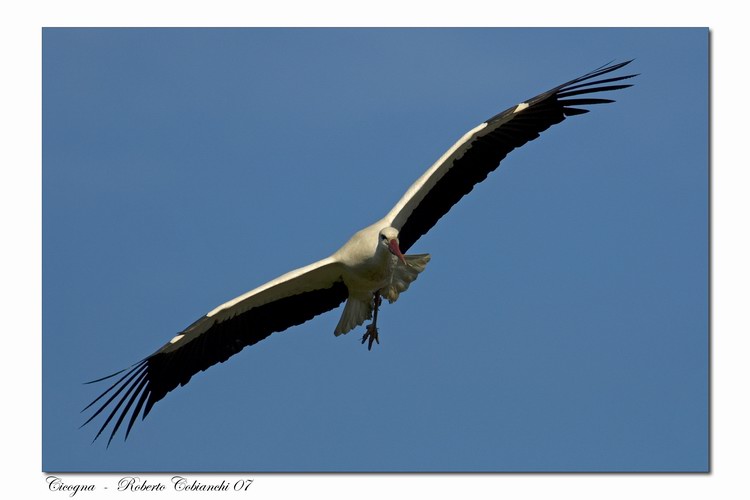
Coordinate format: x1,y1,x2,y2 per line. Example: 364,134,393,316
83,60,637,445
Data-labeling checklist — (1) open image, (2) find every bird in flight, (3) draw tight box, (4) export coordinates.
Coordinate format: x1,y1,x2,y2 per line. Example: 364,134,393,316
82,60,637,445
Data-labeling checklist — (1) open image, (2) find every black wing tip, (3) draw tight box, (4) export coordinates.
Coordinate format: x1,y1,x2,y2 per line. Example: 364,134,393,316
586,59,635,76
83,355,151,385
81,358,152,445
560,60,638,92
82,368,128,385
553,60,638,114
605,58,635,69
485,60,636,124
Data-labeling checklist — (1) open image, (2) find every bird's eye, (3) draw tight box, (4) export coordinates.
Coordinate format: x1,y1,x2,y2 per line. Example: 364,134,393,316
381,234,387,240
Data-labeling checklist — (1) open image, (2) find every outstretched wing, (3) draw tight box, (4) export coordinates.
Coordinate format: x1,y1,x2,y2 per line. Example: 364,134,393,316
82,257,349,445
386,60,637,252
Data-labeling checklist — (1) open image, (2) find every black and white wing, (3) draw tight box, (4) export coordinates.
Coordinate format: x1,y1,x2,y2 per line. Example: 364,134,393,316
81,257,348,445
386,60,637,252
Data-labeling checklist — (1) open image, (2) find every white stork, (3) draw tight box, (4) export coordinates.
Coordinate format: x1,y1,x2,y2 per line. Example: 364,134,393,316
82,60,636,445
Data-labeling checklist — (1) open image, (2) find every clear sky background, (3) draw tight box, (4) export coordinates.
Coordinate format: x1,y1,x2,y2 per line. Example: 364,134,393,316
42,28,708,472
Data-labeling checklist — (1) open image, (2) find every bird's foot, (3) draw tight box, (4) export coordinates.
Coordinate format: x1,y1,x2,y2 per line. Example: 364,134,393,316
361,324,379,351
361,291,382,350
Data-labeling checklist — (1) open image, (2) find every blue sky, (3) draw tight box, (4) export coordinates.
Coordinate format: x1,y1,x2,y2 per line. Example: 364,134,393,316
42,28,708,472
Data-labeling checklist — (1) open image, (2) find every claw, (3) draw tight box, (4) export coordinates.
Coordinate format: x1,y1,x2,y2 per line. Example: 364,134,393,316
362,291,382,351
362,324,379,350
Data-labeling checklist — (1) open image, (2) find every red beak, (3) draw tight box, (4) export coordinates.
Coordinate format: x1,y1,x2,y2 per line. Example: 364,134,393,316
388,239,407,265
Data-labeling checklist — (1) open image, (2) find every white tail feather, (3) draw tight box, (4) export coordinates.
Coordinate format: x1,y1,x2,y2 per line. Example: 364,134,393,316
334,297,372,336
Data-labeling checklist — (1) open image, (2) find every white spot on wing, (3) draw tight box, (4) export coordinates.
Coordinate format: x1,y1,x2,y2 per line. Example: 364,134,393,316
514,102,529,113
169,334,185,344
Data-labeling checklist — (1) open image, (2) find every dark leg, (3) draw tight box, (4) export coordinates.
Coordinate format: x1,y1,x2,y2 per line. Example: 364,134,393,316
361,292,382,350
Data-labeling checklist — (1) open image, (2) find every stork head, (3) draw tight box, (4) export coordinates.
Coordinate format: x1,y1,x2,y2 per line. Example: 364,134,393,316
379,227,406,265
